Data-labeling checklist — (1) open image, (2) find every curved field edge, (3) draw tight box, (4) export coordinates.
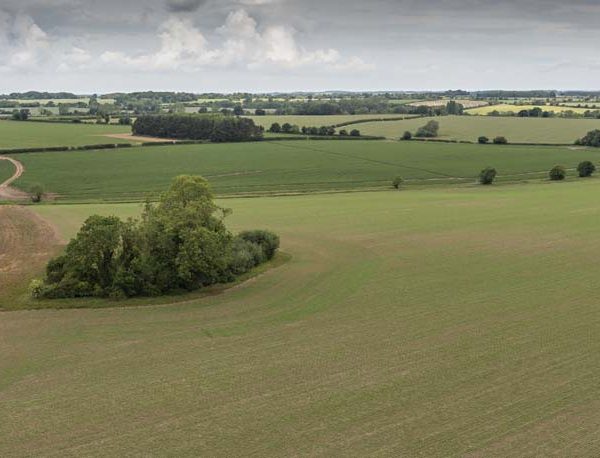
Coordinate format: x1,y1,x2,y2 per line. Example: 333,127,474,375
9,140,600,202
5,183,600,455
6,251,291,311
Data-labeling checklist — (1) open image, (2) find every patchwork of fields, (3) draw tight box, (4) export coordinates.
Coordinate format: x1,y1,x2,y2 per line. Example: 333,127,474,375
466,103,592,115
4,182,600,455
356,115,600,143
245,114,411,128
10,140,600,200
4,118,600,456
0,120,133,149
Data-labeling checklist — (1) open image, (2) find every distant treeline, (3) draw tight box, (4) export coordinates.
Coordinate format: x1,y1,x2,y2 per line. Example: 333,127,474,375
133,114,263,142
472,90,558,99
0,91,80,100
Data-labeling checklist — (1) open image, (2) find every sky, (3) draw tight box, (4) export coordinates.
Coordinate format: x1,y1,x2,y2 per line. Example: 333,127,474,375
0,0,599,93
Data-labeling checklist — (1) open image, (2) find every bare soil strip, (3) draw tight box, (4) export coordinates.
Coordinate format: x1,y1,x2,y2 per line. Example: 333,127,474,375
102,133,176,143
0,156,28,201
0,206,62,301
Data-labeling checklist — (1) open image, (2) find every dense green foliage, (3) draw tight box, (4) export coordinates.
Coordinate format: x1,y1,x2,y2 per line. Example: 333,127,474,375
479,167,497,185
577,161,596,177
32,176,279,299
478,136,489,144
549,165,567,181
133,114,263,142
13,141,600,201
575,129,600,147
392,176,403,189
493,136,508,144
415,120,440,138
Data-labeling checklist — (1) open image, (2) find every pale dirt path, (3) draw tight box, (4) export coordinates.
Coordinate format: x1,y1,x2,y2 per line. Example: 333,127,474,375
0,156,28,201
101,133,176,143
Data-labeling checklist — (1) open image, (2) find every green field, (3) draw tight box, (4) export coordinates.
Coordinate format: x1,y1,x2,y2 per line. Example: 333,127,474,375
246,114,411,128
357,115,600,143
466,103,591,116
0,120,133,149
11,140,600,201
0,159,15,183
3,181,600,455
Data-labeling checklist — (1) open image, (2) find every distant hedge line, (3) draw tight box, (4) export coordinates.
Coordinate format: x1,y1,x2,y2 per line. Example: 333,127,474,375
133,114,263,142
1,143,134,154
333,116,424,128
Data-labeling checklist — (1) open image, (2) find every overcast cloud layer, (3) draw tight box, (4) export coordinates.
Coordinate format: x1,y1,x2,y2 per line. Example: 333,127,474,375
0,0,599,93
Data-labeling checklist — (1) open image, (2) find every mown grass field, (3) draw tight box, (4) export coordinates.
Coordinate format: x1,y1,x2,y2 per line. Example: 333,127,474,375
3,181,600,456
11,140,600,201
0,120,133,149
466,103,591,115
357,115,600,143
246,114,411,128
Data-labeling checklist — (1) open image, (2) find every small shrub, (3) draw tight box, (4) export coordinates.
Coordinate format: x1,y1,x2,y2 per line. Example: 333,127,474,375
29,184,44,203
392,176,403,189
350,129,361,137
493,136,508,144
549,165,567,181
479,167,497,185
478,136,489,144
339,129,348,136
577,160,596,177
401,131,412,140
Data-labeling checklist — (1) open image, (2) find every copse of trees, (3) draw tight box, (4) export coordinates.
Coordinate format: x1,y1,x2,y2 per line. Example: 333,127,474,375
478,136,489,144
133,114,263,142
11,109,30,121
30,176,280,300
493,136,508,144
575,130,600,147
415,120,439,138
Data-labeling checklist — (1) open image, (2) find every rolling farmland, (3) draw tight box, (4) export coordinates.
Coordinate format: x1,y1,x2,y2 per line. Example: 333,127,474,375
245,114,411,128
0,120,134,149
4,181,600,455
10,140,600,200
466,103,592,115
356,115,600,143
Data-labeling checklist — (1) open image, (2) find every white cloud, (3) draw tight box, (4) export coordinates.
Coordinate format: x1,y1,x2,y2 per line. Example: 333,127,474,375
101,9,371,73
0,12,50,71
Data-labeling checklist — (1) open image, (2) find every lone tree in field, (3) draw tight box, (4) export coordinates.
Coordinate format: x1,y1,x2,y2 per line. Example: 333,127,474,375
350,129,361,137
549,165,567,181
575,130,600,147
29,184,44,203
415,120,439,138
392,176,403,189
401,131,412,140
493,136,508,144
478,136,489,144
269,122,281,133
577,161,596,177
479,167,497,185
